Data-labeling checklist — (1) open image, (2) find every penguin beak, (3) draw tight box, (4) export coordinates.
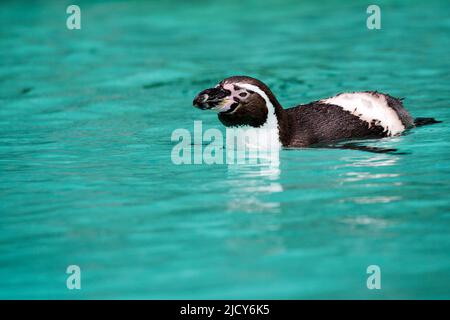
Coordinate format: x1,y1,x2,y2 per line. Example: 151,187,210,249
193,87,231,110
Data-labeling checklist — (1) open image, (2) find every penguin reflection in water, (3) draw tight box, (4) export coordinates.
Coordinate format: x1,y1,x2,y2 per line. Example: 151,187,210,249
193,76,440,153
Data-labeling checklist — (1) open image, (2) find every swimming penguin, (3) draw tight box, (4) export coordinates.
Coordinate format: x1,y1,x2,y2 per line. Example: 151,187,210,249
193,76,440,148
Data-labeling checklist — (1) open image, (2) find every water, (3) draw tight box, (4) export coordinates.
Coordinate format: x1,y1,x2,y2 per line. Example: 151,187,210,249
0,0,449,299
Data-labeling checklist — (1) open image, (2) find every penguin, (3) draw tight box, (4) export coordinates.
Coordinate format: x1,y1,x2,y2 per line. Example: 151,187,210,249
193,76,440,149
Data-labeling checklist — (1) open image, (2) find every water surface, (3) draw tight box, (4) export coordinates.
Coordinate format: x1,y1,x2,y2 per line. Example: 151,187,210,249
0,0,449,299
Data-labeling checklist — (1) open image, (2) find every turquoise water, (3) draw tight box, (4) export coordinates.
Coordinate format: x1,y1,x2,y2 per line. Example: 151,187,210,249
1,0,449,299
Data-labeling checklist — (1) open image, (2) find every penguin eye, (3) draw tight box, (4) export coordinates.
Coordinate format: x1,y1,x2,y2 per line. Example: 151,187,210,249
239,92,248,98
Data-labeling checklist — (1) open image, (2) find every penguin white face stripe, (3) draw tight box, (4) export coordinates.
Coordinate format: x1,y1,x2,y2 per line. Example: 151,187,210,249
236,83,278,129
320,92,405,136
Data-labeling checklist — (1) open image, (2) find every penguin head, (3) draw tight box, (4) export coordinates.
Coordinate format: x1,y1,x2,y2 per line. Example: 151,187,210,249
193,76,281,128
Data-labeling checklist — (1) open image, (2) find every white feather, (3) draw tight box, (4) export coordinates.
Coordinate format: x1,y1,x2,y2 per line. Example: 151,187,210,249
320,92,405,136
